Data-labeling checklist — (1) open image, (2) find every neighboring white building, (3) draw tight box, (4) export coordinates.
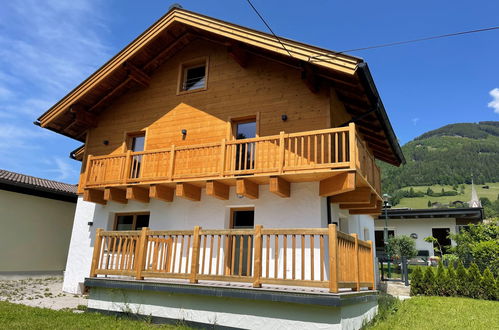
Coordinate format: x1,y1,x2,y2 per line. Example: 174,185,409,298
375,207,484,259
0,169,77,276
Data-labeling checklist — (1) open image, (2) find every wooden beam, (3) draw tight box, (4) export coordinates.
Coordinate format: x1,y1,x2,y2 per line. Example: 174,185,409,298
89,77,132,112
228,43,250,68
330,187,372,204
103,187,127,204
319,172,356,197
83,189,106,205
206,181,230,200
301,62,319,93
144,33,192,71
124,61,150,87
349,201,382,215
236,179,259,199
269,176,290,198
149,184,174,202
176,183,201,201
340,194,376,210
126,186,150,203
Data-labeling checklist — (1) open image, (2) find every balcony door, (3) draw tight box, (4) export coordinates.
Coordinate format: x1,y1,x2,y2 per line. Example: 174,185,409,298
230,208,254,276
232,118,257,172
127,132,145,179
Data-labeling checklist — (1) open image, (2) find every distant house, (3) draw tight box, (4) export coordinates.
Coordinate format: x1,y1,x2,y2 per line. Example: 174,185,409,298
375,207,483,259
0,169,77,276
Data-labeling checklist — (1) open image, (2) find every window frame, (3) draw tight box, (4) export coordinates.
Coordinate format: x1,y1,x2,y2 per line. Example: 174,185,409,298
228,114,260,140
177,57,209,95
122,130,147,153
113,212,150,231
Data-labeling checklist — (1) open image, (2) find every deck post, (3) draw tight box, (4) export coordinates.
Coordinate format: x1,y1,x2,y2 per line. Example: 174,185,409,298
220,139,226,176
367,240,375,290
352,233,360,291
348,123,356,170
252,225,263,288
90,228,103,277
83,154,93,187
328,224,339,293
135,227,149,280
168,145,176,180
123,150,132,184
278,131,285,174
190,226,201,283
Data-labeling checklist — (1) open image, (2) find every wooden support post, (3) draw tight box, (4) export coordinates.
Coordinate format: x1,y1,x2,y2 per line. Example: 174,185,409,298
84,154,93,186
84,189,106,205
269,176,290,198
176,183,201,201
236,179,258,199
330,187,372,204
253,225,263,288
352,233,360,291
348,123,356,169
206,181,230,200
368,240,375,290
319,172,356,197
340,194,376,210
278,131,285,174
328,224,339,293
135,227,149,280
90,228,103,277
219,139,226,176
168,145,176,180
126,186,150,203
123,150,132,184
190,226,201,284
103,187,127,204
149,184,174,202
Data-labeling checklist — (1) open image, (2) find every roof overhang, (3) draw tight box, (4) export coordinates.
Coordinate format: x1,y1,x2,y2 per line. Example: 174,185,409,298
36,8,404,166
378,207,484,220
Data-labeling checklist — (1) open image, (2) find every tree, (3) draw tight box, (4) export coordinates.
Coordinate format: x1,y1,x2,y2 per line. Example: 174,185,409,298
445,264,458,297
427,187,434,196
434,261,448,296
425,236,443,257
410,267,424,296
422,266,436,295
455,261,468,296
386,236,418,260
466,263,483,299
427,200,432,208
481,268,497,300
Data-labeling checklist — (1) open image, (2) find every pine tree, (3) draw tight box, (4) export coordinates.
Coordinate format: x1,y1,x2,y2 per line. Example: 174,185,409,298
456,261,468,296
422,266,436,296
434,261,447,296
446,264,458,297
410,267,424,296
467,263,483,299
481,268,497,300
427,200,432,207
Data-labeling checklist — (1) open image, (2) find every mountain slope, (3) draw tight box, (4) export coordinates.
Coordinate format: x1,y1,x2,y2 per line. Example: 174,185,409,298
380,121,499,193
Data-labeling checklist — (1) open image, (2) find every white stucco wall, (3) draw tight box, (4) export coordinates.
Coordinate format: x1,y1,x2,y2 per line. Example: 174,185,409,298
88,287,378,330
374,217,457,257
0,189,75,273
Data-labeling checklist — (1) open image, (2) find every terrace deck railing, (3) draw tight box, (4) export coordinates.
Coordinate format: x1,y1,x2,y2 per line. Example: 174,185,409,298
90,224,375,293
83,124,380,195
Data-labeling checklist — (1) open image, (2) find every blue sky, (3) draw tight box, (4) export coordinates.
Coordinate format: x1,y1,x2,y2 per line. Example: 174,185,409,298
0,0,498,183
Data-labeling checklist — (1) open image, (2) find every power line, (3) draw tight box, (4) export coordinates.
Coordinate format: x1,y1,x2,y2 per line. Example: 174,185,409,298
244,0,293,58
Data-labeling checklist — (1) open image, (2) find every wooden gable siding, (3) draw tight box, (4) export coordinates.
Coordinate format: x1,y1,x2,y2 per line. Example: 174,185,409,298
84,39,348,159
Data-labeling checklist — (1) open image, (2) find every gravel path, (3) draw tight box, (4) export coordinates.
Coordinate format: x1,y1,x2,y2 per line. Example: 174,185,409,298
0,276,87,310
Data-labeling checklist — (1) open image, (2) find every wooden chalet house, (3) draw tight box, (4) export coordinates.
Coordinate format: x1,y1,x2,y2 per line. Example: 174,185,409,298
37,8,404,329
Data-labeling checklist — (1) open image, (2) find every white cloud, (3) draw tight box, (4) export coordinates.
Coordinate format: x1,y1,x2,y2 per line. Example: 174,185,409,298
488,88,499,114
411,118,420,125
45,157,79,182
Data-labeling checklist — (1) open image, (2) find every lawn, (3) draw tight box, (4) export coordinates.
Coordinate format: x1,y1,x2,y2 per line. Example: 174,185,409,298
396,182,499,209
366,296,499,330
0,301,189,330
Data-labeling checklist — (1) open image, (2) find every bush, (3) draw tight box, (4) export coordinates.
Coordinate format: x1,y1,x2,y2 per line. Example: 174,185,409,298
386,235,418,260
422,266,436,295
410,267,424,296
434,262,448,296
445,264,458,297
471,240,499,277
455,262,468,296
481,268,497,301
466,263,483,299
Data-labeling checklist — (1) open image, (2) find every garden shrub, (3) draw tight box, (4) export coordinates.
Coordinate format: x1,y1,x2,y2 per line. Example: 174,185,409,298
386,235,418,260
481,268,497,301
422,266,436,295
445,263,458,297
470,240,499,277
434,262,448,296
410,267,423,296
466,263,483,299
455,261,468,296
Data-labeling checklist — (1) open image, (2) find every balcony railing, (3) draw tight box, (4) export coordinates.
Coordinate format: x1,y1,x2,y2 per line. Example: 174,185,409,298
90,224,375,293
83,124,380,194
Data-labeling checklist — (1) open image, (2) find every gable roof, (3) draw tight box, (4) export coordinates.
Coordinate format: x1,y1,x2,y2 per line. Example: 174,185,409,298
0,169,77,203
36,8,404,166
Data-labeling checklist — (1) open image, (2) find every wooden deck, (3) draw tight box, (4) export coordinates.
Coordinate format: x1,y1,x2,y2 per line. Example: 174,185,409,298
81,124,382,214
89,224,375,294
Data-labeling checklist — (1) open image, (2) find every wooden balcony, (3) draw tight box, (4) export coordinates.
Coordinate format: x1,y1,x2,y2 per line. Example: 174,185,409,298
82,124,382,213
89,224,375,293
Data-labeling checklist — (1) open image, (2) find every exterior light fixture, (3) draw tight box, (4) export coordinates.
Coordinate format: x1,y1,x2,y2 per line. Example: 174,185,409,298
103,140,109,145
281,114,288,122
410,233,418,239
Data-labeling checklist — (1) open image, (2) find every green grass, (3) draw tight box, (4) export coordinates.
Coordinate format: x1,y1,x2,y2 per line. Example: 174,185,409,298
366,296,499,330
397,182,499,209
0,301,189,330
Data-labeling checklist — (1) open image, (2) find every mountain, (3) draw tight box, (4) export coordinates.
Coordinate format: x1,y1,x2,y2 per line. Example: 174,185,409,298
380,121,499,194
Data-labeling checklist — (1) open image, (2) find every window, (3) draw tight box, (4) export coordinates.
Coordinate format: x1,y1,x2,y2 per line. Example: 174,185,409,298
178,58,208,93
231,117,257,171
114,213,150,231
126,132,145,179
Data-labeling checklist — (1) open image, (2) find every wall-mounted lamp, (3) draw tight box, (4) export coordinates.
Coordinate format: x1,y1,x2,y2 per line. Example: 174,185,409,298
281,114,288,122
181,129,187,140
88,221,94,226
236,194,244,199
103,140,109,146
410,233,418,239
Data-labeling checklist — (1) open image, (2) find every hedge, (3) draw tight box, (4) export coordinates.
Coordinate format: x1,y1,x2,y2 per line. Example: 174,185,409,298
410,261,499,301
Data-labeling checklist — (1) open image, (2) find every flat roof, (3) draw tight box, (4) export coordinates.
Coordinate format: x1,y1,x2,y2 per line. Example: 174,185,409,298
377,207,483,220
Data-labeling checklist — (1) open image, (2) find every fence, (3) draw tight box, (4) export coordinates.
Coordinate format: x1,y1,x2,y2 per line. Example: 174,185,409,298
90,224,375,293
